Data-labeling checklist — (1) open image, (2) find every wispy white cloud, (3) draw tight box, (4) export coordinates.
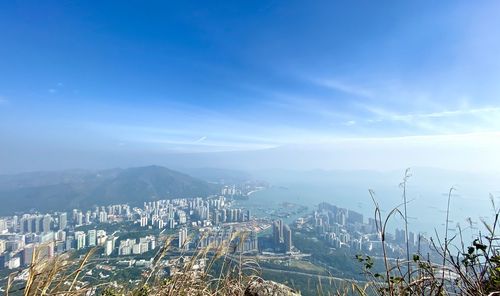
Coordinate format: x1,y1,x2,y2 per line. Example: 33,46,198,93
313,79,374,98
264,93,357,122
278,131,500,172
136,137,278,152
358,104,500,135
0,96,7,104
385,107,500,121
194,136,207,143
361,104,500,122
342,120,356,126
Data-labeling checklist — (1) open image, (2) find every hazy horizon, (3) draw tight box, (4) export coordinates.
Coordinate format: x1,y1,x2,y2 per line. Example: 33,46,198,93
2,1,500,174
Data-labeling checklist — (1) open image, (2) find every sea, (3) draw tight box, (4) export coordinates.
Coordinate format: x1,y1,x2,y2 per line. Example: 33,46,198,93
236,170,500,240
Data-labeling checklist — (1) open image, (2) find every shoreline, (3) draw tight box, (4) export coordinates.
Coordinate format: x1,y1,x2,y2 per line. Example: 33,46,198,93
246,187,265,196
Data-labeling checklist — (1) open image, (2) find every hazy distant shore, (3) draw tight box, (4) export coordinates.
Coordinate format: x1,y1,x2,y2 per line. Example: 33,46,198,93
247,187,265,196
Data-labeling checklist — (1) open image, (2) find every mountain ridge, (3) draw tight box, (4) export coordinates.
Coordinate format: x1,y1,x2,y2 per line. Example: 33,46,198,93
0,165,219,215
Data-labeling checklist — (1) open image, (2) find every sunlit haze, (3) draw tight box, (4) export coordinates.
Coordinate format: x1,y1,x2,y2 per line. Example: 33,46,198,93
1,1,500,173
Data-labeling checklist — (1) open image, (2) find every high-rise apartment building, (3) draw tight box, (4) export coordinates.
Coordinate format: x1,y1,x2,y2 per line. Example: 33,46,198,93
87,229,97,246
42,214,51,234
58,212,67,230
75,231,86,250
283,224,292,253
178,228,188,250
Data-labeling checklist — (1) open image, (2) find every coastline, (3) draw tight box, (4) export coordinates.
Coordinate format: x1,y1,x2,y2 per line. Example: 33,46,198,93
246,187,265,196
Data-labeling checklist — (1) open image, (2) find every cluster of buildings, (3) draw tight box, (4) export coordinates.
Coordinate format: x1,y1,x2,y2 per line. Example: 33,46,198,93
72,229,118,255
72,205,133,226
0,194,259,270
0,202,144,270
308,202,425,256
135,197,251,231
272,220,293,253
0,225,120,269
220,182,267,198
221,185,243,197
118,235,156,255
0,234,51,269
196,228,259,253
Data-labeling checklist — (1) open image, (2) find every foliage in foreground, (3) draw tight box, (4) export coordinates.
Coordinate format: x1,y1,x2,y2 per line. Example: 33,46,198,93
354,170,500,296
5,234,263,296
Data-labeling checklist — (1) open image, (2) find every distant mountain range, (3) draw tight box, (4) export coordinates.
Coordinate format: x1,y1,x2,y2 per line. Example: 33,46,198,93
179,167,253,184
0,166,220,215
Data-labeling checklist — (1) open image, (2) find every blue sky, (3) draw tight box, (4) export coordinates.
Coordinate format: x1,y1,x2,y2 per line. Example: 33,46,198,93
1,1,500,172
